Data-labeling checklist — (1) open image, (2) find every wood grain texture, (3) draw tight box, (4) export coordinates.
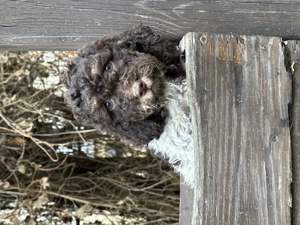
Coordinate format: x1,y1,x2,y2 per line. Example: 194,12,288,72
180,33,291,225
285,40,300,225
180,183,194,225
1,0,300,50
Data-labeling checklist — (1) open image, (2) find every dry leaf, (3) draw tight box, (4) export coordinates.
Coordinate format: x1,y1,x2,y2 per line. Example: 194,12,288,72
0,180,10,189
7,137,26,146
17,118,33,132
17,164,26,174
74,204,93,219
33,193,49,209
40,177,50,190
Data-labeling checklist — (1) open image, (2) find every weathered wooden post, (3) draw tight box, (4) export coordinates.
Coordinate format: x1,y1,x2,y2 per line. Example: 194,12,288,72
180,33,292,225
287,40,300,225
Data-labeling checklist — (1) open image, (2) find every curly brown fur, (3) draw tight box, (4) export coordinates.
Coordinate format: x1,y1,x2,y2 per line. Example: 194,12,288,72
61,26,185,146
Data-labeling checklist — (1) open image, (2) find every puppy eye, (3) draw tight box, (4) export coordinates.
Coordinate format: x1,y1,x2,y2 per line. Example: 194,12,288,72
104,63,113,72
126,41,133,49
104,100,114,111
71,91,81,100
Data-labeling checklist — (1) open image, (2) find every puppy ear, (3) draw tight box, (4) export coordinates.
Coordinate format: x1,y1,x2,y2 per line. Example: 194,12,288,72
112,26,160,51
78,40,107,57
133,25,160,45
60,61,75,88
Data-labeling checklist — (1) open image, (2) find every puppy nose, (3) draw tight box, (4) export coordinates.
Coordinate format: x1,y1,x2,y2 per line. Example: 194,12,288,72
134,80,148,97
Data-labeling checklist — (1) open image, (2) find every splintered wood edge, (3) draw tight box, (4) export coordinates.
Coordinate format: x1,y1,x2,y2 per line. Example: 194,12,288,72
285,40,300,225
178,33,197,225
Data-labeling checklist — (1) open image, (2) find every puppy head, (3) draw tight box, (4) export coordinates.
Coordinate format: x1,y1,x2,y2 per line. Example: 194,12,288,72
61,40,166,129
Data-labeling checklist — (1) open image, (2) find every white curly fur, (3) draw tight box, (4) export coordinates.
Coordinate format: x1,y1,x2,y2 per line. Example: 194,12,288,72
148,80,194,188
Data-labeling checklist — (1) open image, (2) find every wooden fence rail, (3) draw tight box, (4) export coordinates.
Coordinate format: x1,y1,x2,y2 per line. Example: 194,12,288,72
1,0,300,50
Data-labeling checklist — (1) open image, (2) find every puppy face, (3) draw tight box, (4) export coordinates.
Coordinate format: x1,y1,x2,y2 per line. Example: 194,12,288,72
61,42,166,128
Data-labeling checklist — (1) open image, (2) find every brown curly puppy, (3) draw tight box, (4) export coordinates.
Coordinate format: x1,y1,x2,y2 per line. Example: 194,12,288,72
61,26,185,146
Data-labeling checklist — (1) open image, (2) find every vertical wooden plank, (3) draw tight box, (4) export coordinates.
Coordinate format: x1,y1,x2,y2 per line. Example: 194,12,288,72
291,63,300,225
180,33,291,225
180,183,194,225
285,40,300,225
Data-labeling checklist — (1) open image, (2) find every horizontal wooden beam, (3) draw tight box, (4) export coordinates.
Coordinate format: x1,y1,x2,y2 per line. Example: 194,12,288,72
1,0,300,50
180,33,292,224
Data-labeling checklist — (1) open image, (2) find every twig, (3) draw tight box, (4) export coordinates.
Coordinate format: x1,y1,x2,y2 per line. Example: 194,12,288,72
0,110,59,162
